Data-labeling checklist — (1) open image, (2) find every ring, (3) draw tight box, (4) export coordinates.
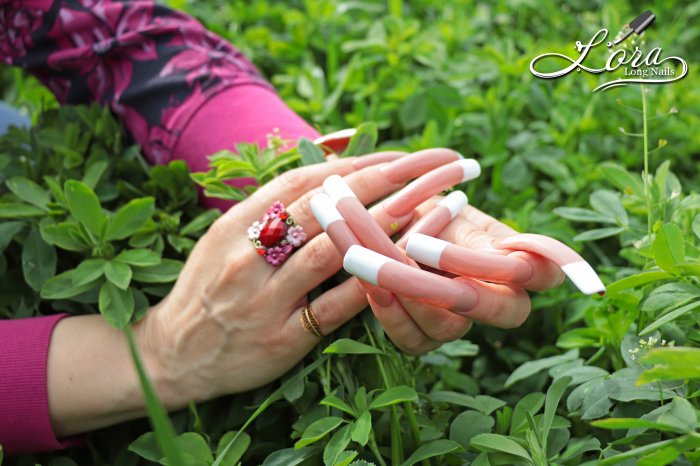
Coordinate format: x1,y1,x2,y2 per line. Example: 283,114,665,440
248,201,307,266
300,305,322,337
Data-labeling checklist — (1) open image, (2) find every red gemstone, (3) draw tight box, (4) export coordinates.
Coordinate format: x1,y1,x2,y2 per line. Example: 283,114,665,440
279,212,288,220
259,218,287,247
257,248,266,255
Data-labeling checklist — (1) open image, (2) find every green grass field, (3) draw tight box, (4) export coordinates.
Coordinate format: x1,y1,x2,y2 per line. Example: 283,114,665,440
1,0,699,464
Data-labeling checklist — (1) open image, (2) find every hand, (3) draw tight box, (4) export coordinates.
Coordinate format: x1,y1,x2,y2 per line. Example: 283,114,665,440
315,153,568,355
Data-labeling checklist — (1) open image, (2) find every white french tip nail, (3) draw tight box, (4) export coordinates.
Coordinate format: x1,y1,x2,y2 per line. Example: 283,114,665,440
343,245,393,286
457,159,481,182
323,175,357,205
405,233,447,268
310,193,344,231
437,191,468,219
561,261,606,295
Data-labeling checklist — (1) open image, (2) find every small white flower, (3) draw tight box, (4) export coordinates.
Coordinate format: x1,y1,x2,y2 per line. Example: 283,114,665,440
247,221,262,240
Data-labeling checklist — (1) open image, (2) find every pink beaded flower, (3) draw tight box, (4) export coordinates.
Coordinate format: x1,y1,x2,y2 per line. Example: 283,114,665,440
265,244,292,266
247,221,262,240
266,201,285,219
285,225,307,247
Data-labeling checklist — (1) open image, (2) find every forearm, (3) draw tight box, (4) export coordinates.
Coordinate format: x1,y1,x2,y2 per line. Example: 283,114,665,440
46,315,149,436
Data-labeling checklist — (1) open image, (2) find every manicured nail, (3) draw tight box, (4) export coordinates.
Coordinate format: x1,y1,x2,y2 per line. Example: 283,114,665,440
323,174,357,205
310,193,344,230
379,148,463,184
383,159,481,218
438,191,469,219
494,234,606,295
352,151,408,169
396,191,468,248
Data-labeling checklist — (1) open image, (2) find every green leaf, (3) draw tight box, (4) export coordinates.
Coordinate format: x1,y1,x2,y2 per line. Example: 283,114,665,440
351,411,371,446
573,227,625,242
124,326,186,466
41,222,91,251
400,439,463,466
295,417,344,448
505,349,579,387
639,300,700,336
598,439,675,465
652,224,685,272
105,197,155,241
638,446,680,466
553,207,614,223
41,269,98,299
589,190,628,226
638,347,700,384
692,214,700,239
0,202,47,218
115,249,161,267
511,393,545,434
542,376,572,452
369,386,418,409
428,392,506,415
170,432,213,465
323,338,383,355
98,281,134,328
320,394,356,416
21,228,57,291
105,260,132,290
470,434,533,462
590,418,687,433
297,137,326,166
342,122,378,157
450,410,495,449
64,180,104,238
0,221,23,254
72,258,107,286
129,432,160,462
606,271,673,295
262,447,317,466
598,162,645,198
324,424,353,466
7,177,50,209
180,209,220,236
132,260,183,283
82,160,108,188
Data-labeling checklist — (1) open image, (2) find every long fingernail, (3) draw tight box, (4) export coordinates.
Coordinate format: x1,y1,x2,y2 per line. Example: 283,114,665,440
396,191,468,248
405,233,448,268
379,148,463,184
438,191,469,218
310,193,344,230
383,160,480,217
352,151,408,169
323,174,356,205
561,262,606,296
343,245,391,286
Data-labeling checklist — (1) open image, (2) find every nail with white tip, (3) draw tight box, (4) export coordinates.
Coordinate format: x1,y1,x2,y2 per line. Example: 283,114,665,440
323,175,357,205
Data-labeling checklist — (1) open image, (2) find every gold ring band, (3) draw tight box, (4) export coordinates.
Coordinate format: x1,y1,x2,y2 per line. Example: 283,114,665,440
301,305,322,337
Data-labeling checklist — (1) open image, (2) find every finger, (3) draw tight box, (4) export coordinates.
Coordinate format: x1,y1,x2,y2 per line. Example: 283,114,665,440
396,191,467,248
438,213,566,290
221,151,406,231
275,199,414,294
395,296,473,344
381,159,480,218
368,293,440,356
285,277,369,348
494,234,605,295
342,246,478,312
405,233,535,284
452,278,532,329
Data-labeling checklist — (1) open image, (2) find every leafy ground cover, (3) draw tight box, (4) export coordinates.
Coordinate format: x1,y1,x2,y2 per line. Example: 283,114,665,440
1,0,699,465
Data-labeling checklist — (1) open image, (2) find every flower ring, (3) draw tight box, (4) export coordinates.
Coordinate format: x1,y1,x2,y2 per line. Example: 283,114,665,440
249,201,307,266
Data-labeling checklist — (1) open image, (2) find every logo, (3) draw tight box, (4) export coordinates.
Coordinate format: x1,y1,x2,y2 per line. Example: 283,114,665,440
530,10,688,92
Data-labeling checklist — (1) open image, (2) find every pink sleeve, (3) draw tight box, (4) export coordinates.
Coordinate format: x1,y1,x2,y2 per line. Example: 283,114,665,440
0,314,81,455
172,84,320,211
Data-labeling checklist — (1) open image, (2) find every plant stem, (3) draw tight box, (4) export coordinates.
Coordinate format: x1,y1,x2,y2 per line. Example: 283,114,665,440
364,322,402,464
639,83,651,332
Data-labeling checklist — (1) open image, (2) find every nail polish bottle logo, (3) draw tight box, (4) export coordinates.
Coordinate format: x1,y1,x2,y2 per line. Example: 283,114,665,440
529,10,688,92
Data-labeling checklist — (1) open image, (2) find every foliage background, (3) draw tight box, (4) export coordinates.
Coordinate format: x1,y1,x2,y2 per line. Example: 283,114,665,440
1,0,699,465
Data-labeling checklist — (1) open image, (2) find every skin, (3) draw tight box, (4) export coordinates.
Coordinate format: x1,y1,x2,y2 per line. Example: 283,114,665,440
46,149,564,438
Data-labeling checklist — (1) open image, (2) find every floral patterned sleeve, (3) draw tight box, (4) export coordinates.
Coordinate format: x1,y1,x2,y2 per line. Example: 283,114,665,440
1,0,274,164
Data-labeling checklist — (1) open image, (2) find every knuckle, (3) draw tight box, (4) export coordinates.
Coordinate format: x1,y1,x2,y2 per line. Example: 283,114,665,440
304,238,336,274
314,298,344,332
277,168,309,193
349,173,374,202
430,315,470,343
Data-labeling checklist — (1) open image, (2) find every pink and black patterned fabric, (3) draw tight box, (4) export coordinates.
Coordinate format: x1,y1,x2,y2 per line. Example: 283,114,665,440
1,0,272,164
